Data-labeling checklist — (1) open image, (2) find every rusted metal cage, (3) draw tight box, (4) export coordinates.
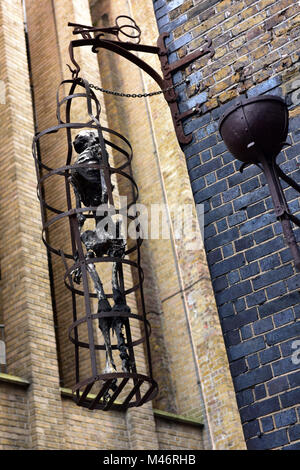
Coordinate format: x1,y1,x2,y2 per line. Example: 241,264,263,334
31,14,214,412
32,77,158,411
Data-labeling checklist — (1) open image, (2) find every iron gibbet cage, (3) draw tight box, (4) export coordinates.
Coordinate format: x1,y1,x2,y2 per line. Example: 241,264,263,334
219,94,300,271
32,16,214,410
32,76,157,411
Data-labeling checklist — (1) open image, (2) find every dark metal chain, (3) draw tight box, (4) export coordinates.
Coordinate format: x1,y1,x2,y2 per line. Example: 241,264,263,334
88,77,189,98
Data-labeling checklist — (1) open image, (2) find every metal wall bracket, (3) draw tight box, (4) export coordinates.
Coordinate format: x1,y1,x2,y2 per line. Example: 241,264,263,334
157,33,214,145
67,20,214,146
158,34,214,80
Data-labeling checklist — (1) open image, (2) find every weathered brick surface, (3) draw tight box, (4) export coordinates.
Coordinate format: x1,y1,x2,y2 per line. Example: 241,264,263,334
61,396,130,449
153,0,300,450
61,394,205,450
0,0,209,452
0,0,65,449
0,384,28,450
154,417,204,450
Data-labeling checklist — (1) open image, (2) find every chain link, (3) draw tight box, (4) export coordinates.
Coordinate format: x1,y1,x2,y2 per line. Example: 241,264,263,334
88,77,189,98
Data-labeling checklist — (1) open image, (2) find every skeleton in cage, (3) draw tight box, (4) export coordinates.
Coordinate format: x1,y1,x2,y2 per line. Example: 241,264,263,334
69,130,131,385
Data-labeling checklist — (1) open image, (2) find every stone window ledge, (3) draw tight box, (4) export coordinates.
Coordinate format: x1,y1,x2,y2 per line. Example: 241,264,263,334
0,377,204,428
0,372,30,388
60,387,204,428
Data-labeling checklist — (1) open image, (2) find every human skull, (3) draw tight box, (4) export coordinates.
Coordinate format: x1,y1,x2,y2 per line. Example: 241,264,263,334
73,129,99,154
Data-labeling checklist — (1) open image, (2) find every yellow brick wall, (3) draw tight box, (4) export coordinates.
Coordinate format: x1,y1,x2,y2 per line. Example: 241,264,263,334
61,394,204,450
0,0,65,449
26,0,105,389
154,418,203,450
0,384,28,450
91,0,204,420
173,0,300,112
61,396,129,449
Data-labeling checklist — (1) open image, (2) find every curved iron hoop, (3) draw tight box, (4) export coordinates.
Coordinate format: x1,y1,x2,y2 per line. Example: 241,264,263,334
68,15,142,44
63,255,144,298
72,371,158,411
33,124,134,172
68,312,151,350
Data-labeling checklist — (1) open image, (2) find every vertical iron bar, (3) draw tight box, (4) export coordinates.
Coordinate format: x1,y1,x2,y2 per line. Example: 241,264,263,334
117,262,140,401
137,239,153,378
64,80,82,387
70,215,98,377
60,250,80,387
261,155,300,270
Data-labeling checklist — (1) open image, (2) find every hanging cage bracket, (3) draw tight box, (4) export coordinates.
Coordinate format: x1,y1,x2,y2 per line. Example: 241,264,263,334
67,18,215,146
32,16,214,411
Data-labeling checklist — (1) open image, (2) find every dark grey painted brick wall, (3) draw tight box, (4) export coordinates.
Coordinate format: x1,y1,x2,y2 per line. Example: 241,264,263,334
153,0,300,450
